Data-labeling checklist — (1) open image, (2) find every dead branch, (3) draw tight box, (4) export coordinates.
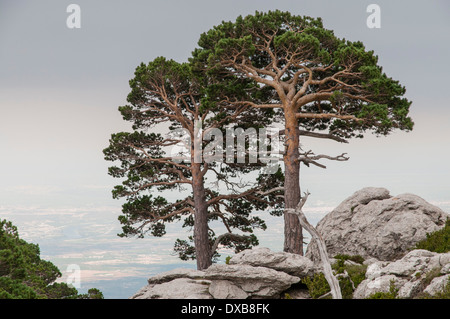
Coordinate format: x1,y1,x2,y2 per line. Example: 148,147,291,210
298,151,349,169
286,191,342,299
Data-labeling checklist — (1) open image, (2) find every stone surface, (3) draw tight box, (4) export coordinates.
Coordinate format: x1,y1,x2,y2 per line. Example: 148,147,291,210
203,264,300,298
423,275,450,296
131,278,212,299
305,187,448,262
283,287,311,299
353,249,450,298
131,256,302,299
147,268,205,285
229,247,314,276
209,280,248,299
353,274,407,299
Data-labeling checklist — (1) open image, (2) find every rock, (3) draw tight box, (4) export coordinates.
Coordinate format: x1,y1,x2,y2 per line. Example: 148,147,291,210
441,263,450,274
131,255,302,299
353,275,407,299
209,280,248,299
229,247,314,276
283,287,311,299
380,250,437,277
147,268,205,285
132,278,212,299
353,249,450,298
203,264,300,298
429,252,450,270
423,275,450,296
397,280,423,299
305,187,448,262
365,261,390,280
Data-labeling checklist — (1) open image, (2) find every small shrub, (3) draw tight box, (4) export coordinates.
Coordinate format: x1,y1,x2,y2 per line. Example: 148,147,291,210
302,273,331,299
333,254,367,299
303,254,368,299
415,218,450,253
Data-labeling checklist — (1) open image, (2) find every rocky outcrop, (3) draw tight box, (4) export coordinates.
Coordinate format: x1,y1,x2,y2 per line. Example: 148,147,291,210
354,249,450,298
228,247,314,276
305,187,448,262
131,248,311,299
131,188,449,299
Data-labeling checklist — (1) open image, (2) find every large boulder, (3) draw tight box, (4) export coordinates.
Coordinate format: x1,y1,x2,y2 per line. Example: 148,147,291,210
203,264,300,298
305,187,448,262
228,247,314,276
131,277,212,299
130,252,305,299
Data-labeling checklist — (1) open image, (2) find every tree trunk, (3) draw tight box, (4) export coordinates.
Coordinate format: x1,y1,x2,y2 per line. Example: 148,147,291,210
192,163,212,270
283,108,303,255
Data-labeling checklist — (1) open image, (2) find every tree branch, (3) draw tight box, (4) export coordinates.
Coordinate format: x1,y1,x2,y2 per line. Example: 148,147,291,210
211,233,249,255
296,113,361,121
298,151,349,169
298,130,349,144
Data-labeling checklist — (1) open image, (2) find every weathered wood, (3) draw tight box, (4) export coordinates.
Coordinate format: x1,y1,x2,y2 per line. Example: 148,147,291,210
286,192,342,299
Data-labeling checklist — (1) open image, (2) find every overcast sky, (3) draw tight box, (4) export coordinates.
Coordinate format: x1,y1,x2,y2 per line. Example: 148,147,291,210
1,0,449,297
1,0,450,205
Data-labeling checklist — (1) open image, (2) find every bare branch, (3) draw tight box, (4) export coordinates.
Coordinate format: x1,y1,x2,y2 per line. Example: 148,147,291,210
285,192,342,299
298,151,349,169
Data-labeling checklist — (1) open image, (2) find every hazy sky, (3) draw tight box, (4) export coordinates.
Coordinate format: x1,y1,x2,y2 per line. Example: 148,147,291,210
1,0,450,204
1,0,449,298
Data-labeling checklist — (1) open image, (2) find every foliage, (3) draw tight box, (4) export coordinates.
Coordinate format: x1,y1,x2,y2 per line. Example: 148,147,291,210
302,254,367,299
0,219,102,299
332,255,367,298
192,9,414,141
333,254,365,265
104,56,283,268
415,218,450,253
302,272,331,299
191,9,413,254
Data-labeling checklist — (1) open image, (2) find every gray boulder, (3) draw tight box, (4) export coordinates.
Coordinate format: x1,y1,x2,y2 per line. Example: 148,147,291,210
229,247,314,276
305,187,448,262
423,275,450,296
209,280,248,299
132,278,212,299
130,256,302,299
203,264,300,298
353,274,407,299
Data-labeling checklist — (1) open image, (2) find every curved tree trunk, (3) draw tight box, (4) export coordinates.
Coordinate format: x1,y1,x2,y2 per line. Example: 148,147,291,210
192,162,212,270
287,192,342,299
283,108,303,255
